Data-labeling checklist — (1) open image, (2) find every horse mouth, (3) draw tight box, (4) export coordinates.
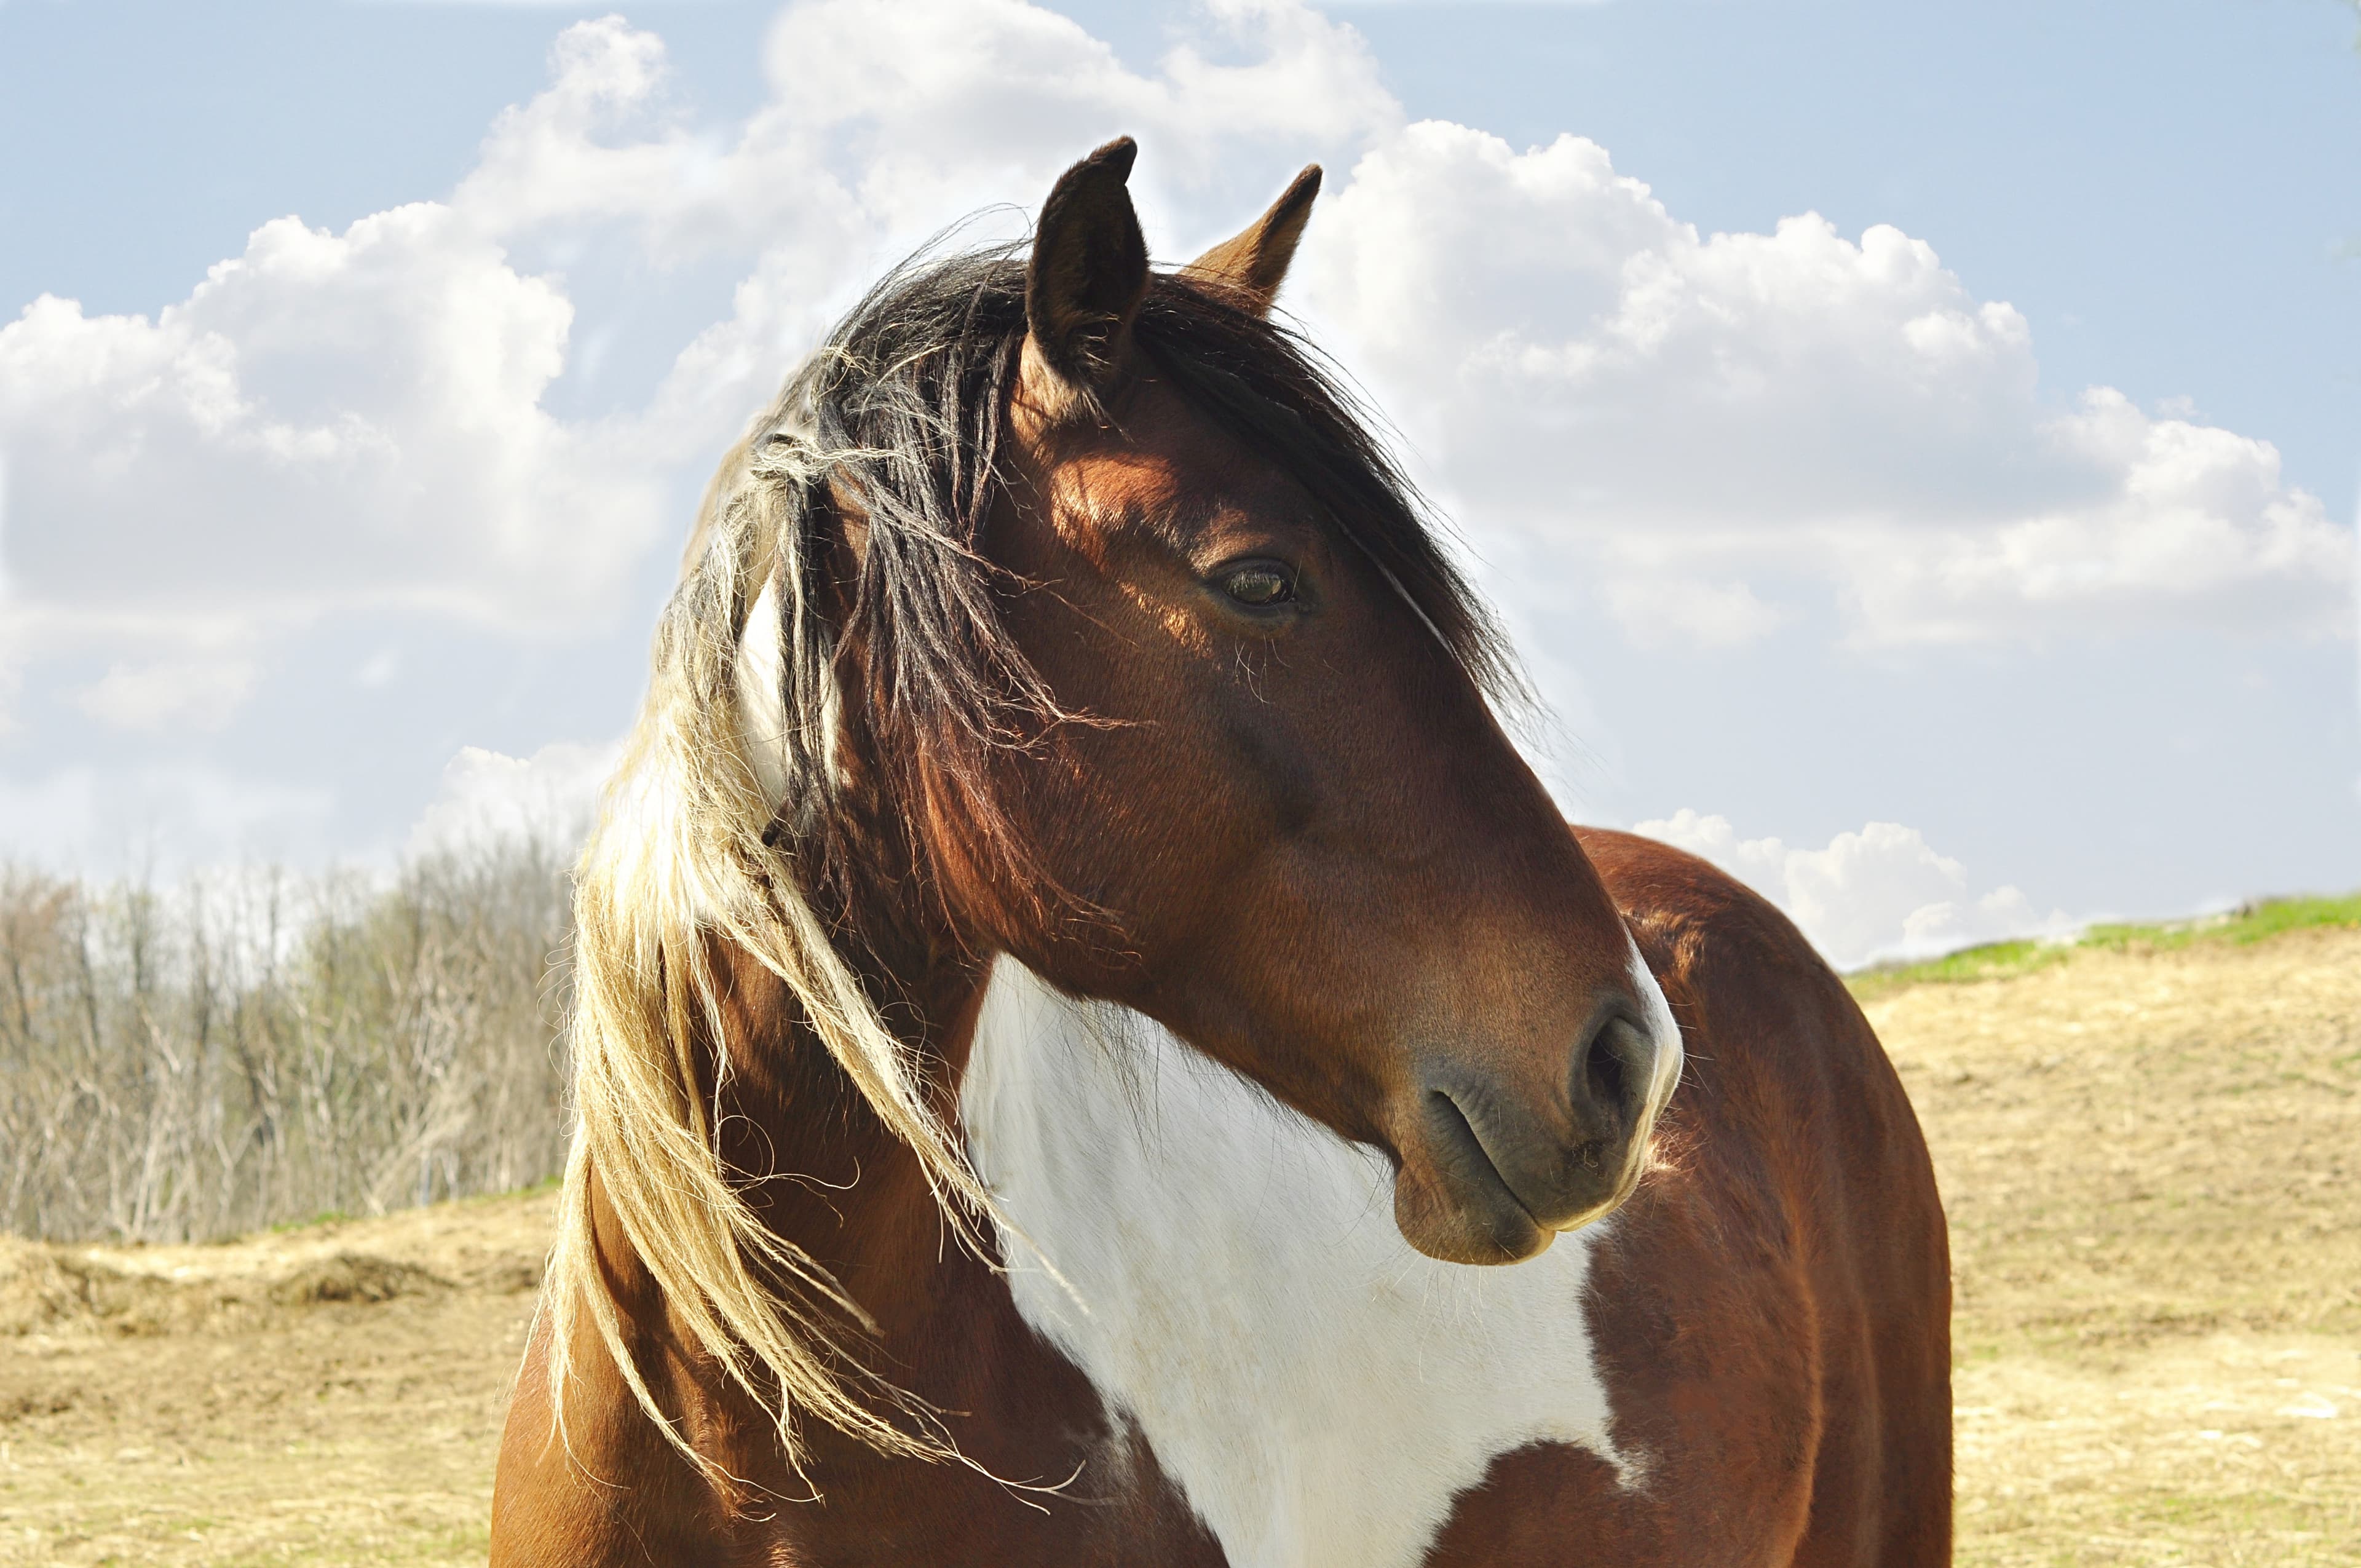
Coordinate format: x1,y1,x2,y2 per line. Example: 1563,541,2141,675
1392,1067,1658,1265
1392,1088,1557,1265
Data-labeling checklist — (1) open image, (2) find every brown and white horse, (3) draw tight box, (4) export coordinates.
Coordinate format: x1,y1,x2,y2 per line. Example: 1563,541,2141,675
491,138,1952,1566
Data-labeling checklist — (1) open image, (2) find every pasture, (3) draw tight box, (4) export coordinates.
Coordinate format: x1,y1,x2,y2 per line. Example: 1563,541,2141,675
0,919,2354,1566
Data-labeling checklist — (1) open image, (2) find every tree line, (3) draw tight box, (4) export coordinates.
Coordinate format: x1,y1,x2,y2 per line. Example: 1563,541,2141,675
0,841,573,1242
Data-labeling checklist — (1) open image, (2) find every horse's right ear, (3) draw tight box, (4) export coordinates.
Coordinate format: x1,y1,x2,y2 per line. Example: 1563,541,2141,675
1022,137,1149,416
1181,164,1321,317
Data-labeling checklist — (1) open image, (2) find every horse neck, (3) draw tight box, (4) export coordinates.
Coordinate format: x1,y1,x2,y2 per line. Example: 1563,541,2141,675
699,928,994,1339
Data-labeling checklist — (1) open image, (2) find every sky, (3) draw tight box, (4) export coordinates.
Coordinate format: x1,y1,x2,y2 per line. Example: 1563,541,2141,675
1,0,2355,968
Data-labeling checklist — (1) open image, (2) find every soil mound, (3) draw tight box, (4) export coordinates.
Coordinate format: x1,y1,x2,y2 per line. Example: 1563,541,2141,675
0,1242,206,1337
1,1183,550,1336
268,1252,451,1307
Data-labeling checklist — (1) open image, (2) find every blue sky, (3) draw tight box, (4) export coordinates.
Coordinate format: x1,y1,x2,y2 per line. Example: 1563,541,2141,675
1,0,2354,966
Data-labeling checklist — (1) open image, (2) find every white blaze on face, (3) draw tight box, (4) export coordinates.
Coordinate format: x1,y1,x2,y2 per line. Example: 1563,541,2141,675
962,961,1636,1568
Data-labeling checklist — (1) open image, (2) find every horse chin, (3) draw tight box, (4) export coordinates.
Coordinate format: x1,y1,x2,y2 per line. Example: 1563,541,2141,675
1386,1087,1659,1263
1389,1141,1558,1267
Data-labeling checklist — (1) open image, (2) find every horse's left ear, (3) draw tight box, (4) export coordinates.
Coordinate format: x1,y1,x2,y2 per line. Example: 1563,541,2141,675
1024,137,1150,409
1181,164,1323,316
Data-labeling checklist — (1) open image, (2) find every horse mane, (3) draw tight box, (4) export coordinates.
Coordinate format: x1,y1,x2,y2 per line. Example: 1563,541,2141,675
542,242,1517,1482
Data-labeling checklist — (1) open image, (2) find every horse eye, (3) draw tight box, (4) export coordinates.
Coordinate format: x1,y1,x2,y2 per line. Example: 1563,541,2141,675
1220,564,1295,608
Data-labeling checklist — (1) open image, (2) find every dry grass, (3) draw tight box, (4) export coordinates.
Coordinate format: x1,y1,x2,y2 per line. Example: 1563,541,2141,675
1868,924,2361,1566
0,1194,555,1566
0,927,2353,1564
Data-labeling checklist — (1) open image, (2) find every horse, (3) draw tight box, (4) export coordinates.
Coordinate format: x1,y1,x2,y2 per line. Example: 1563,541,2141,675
489,138,1952,1566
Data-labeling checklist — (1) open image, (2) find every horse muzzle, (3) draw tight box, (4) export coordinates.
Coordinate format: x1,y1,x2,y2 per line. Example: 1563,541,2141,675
1390,1002,1667,1265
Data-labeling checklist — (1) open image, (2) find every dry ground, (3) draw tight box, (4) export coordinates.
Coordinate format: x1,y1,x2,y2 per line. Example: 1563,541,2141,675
1,927,2354,1565
0,1197,553,1565
1867,924,2361,1566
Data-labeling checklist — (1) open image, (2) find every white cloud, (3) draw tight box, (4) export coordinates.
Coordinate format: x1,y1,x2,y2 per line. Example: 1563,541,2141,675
455,3,1398,454
1,0,2347,755
1600,573,1790,649
74,655,258,733
405,740,617,859
0,2,1397,735
1844,389,2355,641
0,204,666,647
1632,807,2074,970
1294,122,2354,646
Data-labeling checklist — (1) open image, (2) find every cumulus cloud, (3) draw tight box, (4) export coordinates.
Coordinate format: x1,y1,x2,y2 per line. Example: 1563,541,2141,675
1,0,2346,767
1632,807,2074,970
1294,123,2354,646
457,1,1398,456
0,1,1395,735
456,0,1393,254
0,205,666,649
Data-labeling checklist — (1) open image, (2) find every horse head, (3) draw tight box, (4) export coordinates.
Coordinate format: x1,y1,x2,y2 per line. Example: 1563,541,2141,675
793,138,1682,1264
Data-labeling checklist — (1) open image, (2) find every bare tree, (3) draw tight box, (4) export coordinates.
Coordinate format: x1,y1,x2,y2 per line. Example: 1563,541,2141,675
0,841,573,1242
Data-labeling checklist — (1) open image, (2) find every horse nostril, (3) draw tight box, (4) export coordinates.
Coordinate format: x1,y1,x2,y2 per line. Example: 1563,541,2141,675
1584,1031,1628,1120
1576,1011,1648,1136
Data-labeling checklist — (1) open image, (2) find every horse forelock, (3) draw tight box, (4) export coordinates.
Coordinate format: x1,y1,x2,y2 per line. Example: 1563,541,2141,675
545,239,1527,1482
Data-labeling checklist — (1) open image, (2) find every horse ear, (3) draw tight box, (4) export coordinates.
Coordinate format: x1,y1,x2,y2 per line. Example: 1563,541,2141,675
1024,137,1150,405
1181,164,1321,317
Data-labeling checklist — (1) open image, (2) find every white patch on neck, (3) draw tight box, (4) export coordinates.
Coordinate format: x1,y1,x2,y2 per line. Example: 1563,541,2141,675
962,962,1633,1568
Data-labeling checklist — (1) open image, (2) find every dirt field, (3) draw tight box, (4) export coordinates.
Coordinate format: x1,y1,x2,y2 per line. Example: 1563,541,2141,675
1,927,2354,1565
1869,924,2361,1566
0,1194,551,1566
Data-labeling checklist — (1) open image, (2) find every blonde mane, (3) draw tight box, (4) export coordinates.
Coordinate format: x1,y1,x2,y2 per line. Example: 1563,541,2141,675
542,412,996,1479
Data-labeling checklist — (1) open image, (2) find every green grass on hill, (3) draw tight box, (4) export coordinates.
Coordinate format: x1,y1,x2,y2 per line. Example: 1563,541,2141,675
1846,890,2361,1002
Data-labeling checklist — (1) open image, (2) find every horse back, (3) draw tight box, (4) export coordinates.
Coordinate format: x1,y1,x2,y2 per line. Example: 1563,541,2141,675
1433,830,1953,1566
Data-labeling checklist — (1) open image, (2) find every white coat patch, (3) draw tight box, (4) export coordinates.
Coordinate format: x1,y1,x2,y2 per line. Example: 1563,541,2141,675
961,962,1635,1568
